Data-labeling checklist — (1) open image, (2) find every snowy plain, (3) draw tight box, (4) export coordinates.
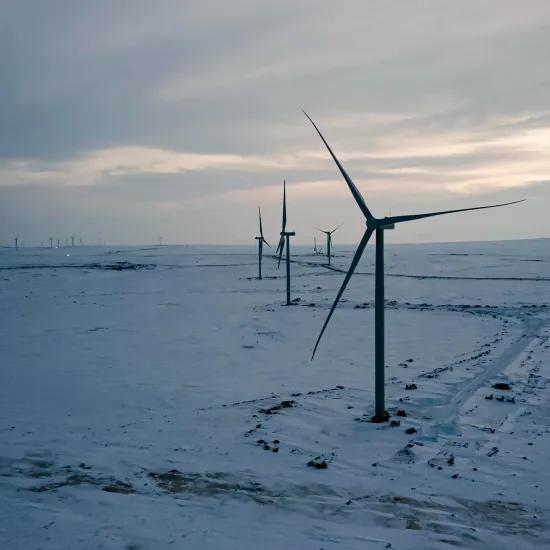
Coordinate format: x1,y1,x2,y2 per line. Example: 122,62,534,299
1,239,550,549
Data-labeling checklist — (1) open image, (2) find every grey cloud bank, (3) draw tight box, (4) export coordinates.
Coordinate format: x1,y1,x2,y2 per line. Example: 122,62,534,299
1,0,549,245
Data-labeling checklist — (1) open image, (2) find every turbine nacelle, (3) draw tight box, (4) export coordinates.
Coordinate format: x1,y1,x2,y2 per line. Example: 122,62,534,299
367,218,395,231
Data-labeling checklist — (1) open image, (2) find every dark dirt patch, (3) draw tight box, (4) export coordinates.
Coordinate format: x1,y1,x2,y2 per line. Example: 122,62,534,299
0,262,155,272
148,469,264,498
30,471,135,494
102,481,135,494
259,400,296,415
307,458,328,470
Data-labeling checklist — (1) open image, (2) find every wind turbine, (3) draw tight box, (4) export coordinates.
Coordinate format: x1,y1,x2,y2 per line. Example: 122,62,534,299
303,110,525,422
316,224,343,266
313,236,318,254
14,235,19,250
49,237,53,248
255,207,270,279
275,180,296,305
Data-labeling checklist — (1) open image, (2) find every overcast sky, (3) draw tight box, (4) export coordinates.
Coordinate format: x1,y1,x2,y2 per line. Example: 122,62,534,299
1,1,549,246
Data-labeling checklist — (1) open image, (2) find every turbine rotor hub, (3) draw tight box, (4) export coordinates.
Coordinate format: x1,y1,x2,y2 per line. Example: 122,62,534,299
367,218,394,230
366,218,379,230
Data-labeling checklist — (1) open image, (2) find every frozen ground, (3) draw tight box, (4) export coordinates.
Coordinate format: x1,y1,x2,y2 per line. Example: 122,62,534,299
1,239,549,549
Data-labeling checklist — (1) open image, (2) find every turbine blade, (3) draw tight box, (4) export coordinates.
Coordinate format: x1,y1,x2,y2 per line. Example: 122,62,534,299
385,199,525,226
312,227,374,359
315,227,328,234
275,235,283,254
330,223,343,234
259,207,263,238
277,235,285,268
282,180,287,232
262,237,271,248
302,109,373,220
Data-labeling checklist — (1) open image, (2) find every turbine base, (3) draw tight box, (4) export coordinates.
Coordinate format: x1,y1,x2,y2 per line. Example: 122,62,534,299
370,411,390,423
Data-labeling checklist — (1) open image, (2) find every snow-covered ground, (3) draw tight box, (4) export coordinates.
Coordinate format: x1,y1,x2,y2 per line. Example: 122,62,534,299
1,239,549,549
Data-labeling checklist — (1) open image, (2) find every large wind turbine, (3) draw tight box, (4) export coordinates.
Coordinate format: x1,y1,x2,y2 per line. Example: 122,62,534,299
316,224,342,266
275,180,295,305
303,110,524,422
255,207,270,279
275,179,287,266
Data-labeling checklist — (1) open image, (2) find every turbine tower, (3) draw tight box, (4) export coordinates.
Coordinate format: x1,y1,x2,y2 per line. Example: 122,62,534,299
49,237,53,248
255,207,270,279
275,180,295,305
14,235,19,250
316,224,342,266
304,110,524,422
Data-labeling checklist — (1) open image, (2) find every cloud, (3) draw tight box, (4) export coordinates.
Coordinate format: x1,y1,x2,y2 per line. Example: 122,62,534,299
1,119,549,202
1,1,550,243
0,147,308,186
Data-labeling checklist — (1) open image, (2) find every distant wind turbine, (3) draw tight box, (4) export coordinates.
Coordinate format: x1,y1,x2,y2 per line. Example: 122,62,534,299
255,207,270,279
316,224,343,266
275,180,295,305
14,235,19,250
303,109,525,422
49,237,53,248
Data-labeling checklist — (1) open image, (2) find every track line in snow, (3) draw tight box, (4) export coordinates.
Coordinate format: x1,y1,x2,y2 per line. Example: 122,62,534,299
290,258,550,283
425,316,548,436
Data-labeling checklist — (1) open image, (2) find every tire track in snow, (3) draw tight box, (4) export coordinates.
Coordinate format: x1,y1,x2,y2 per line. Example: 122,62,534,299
425,316,548,436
